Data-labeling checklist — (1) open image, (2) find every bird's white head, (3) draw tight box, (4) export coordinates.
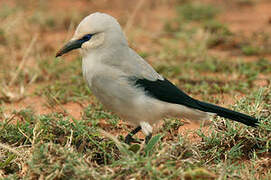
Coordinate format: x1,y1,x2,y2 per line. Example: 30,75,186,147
56,12,127,57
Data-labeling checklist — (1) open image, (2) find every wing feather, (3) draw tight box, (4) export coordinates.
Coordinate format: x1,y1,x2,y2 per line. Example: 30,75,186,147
131,77,258,126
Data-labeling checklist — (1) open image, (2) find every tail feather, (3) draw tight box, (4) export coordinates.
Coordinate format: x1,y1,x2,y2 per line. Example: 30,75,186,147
195,100,258,127
133,77,258,127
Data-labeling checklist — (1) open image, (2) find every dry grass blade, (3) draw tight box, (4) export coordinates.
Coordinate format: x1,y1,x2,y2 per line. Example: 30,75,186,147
0,84,25,102
8,34,38,86
0,142,23,158
124,0,145,32
98,129,122,147
98,129,130,155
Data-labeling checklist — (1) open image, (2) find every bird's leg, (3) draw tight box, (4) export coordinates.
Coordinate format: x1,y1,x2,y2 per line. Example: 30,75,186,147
145,133,152,144
124,126,142,144
139,121,153,144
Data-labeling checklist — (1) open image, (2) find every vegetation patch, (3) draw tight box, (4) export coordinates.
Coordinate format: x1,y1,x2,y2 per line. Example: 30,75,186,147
0,0,270,179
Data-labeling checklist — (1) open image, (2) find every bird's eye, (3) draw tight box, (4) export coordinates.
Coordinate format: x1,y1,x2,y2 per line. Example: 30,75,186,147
82,34,93,41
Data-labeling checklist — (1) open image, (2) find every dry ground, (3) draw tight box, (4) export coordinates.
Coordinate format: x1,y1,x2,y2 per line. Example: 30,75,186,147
0,0,270,179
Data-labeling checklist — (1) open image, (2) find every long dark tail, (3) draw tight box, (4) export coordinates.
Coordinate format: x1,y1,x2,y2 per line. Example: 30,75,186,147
134,78,259,127
194,100,258,127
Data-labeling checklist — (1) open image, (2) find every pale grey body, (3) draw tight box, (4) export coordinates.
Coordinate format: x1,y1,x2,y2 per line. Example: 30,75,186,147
64,13,211,135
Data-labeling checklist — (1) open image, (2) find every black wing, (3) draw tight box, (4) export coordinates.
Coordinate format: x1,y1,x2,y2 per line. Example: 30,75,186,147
132,77,258,127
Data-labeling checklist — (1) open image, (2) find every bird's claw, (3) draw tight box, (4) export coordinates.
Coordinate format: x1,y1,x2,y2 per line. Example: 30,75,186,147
124,135,142,144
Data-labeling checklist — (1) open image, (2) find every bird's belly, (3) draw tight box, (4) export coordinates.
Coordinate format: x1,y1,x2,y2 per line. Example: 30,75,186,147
91,86,124,113
89,76,165,125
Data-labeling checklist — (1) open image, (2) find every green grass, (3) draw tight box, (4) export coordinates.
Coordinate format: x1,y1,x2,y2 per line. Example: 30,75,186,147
177,3,219,22
154,57,270,98
0,87,270,179
0,0,271,179
35,58,91,106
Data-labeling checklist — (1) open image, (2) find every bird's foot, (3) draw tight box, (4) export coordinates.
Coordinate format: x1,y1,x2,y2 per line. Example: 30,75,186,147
124,135,142,144
124,126,142,144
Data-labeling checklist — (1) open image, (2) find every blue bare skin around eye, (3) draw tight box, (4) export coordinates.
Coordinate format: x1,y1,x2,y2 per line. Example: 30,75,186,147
77,34,92,44
83,34,92,41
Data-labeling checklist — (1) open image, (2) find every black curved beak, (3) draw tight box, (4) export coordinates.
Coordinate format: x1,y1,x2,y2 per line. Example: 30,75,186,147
56,39,84,57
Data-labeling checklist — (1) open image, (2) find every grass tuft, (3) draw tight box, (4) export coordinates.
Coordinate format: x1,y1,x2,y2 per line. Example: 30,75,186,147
0,0,270,179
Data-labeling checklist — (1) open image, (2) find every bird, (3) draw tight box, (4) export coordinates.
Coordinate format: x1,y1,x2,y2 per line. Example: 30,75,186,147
56,12,258,144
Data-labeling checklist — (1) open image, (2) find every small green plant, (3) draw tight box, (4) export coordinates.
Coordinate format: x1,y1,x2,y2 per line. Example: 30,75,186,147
241,45,260,56
177,3,219,21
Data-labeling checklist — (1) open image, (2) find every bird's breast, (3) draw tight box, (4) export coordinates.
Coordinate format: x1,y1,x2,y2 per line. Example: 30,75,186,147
82,56,99,87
